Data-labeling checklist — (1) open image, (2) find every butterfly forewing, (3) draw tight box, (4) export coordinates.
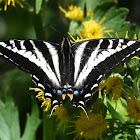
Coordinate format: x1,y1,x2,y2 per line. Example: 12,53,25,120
0,39,63,89
72,38,140,103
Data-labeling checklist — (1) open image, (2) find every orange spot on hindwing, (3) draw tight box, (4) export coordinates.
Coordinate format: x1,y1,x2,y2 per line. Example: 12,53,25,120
62,94,66,100
67,93,73,101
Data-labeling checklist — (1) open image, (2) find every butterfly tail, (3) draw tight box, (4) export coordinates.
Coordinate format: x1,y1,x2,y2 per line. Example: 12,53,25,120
73,100,89,119
49,99,63,118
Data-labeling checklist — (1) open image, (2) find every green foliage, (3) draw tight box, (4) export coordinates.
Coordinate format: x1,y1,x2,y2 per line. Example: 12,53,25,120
0,91,41,140
0,92,20,140
35,0,43,14
21,99,41,140
69,0,138,38
107,101,125,123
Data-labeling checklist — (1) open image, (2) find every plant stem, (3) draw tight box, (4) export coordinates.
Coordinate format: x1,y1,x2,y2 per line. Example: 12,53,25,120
43,113,57,140
133,79,139,96
33,13,46,40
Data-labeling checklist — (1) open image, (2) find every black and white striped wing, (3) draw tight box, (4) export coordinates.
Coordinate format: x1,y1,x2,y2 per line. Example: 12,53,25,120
0,39,62,100
72,38,140,108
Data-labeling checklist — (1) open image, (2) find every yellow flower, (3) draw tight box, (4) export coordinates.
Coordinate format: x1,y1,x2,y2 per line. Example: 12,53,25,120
52,105,69,131
30,88,73,130
81,16,113,39
59,5,113,41
59,5,84,21
0,0,23,11
69,113,108,140
52,101,78,131
100,73,124,100
68,29,87,43
29,88,51,112
81,18,105,39
127,96,140,122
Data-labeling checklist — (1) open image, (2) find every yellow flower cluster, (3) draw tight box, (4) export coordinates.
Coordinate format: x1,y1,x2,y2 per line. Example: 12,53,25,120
100,73,124,100
127,96,140,122
69,113,108,140
29,88,51,112
81,18,105,39
59,5,84,21
0,0,23,11
59,5,113,41
30,87,71,129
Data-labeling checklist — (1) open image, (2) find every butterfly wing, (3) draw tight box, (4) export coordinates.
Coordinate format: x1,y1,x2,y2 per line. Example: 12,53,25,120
0,39,63,114
72,38,140,112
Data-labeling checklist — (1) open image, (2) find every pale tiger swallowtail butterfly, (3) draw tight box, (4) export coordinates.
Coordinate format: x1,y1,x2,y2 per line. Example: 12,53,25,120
0,37,140,117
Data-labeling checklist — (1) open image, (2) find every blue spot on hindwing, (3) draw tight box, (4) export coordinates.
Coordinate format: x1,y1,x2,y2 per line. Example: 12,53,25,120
74,90,79,95
57,90,62,95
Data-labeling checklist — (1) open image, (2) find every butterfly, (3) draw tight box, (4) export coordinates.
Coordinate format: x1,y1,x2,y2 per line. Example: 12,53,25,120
0,37,140,117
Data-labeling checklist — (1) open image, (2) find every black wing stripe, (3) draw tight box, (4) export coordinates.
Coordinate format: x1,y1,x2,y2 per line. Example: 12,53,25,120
100,39,110,49
0,44,37,72
43,41,61,82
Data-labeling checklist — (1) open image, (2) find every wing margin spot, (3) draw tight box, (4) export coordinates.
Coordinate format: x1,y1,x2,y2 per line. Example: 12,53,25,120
45,93,52,98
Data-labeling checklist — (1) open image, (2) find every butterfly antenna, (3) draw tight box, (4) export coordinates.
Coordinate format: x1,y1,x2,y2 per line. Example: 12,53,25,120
48,24,63,35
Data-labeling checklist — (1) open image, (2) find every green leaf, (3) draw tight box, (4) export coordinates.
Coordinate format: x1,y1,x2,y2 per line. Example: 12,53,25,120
123,84,135,95
21,99,41,140
107,102,125,123
35,0,43,14
0,91,20,140
93,1,137,38
94,1,113,21
68,20,79,37
77,0,113,11
138,30,140,39
127,58,140,79
102,7,129,33
113,66,125,73
0,89,41,140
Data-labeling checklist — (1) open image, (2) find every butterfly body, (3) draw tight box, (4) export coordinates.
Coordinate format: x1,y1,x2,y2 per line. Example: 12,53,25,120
0,37,140,116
